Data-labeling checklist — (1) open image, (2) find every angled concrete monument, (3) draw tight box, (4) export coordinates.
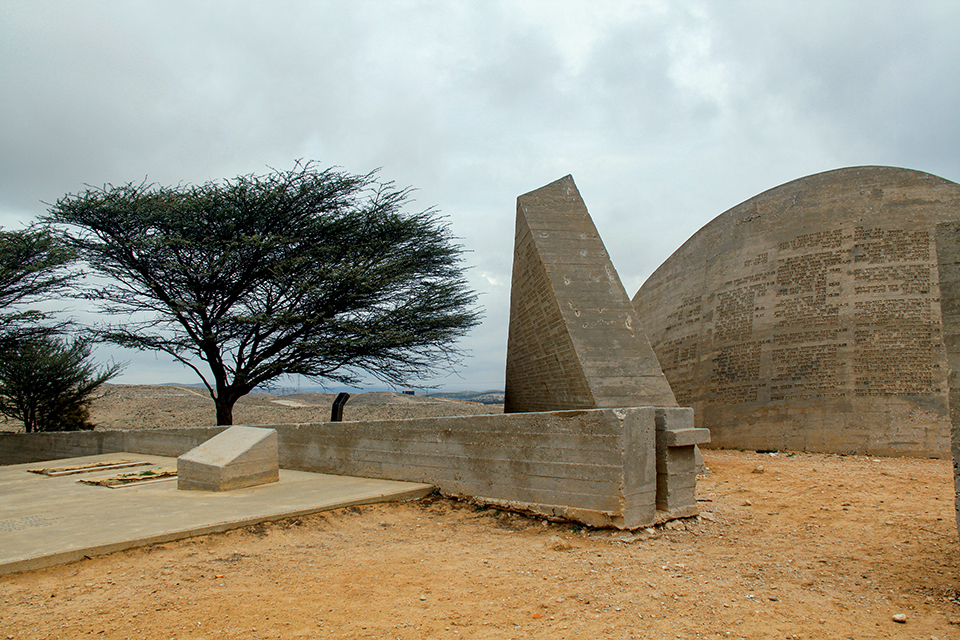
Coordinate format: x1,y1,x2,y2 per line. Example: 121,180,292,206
503,175,704,521
178,426,279,491
504,175,678,412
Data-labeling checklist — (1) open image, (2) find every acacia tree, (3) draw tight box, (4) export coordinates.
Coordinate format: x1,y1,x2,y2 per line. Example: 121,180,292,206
0,225,74,347
46,161,481,425
0,336,122,432
0,226,119,432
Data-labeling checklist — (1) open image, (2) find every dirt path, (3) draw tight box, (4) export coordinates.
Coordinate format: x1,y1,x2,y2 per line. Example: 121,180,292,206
1,450,958,639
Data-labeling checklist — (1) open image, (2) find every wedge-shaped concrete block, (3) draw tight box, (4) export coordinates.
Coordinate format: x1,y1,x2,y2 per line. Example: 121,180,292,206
504,175,677,412
178,426,279,491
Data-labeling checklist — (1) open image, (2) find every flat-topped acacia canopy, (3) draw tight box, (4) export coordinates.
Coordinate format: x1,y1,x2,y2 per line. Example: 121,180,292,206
46,161,481,425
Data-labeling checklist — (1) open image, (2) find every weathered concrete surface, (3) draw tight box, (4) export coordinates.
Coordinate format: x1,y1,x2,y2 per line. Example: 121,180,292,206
278,408,660,529
933,221,960,540
0,408,663,529
178,426,279,491
504,175,676,413
634,166,960,458
0,453,431,576
654,408,709,516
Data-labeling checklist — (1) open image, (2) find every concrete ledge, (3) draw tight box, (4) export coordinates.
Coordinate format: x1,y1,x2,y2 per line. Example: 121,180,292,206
662,428,711,448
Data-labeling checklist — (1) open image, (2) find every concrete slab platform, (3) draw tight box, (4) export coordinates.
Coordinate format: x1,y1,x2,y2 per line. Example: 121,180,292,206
0,453,433,575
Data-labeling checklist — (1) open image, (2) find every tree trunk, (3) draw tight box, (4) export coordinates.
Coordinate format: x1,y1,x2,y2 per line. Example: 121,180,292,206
215,398,234,426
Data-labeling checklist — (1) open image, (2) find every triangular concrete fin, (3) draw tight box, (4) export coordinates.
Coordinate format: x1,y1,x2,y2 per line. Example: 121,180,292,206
504,175,677,412
504,185,596,412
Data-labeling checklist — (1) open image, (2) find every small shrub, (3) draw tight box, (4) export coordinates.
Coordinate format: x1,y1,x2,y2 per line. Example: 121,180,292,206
0,335,121,432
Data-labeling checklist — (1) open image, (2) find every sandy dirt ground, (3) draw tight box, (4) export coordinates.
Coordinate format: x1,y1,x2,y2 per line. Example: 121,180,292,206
1,448,958,639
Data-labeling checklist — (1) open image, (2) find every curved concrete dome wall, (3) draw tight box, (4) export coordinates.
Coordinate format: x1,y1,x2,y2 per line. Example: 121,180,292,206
632,166,960,458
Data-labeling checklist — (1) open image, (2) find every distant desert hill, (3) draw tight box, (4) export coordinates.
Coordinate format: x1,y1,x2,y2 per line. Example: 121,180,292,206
426,390,505,405
0,384,503,433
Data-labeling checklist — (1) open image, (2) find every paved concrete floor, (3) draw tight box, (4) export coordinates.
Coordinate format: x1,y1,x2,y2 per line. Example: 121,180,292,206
0,453,432,575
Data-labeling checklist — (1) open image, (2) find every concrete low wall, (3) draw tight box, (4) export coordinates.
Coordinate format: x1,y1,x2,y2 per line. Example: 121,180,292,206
0,428,225,465
0,407,698,529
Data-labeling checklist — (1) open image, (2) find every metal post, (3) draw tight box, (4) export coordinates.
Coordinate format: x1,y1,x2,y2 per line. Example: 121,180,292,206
331,392,350,422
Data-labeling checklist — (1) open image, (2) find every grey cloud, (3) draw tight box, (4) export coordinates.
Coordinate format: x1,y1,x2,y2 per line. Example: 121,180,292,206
2,1,959,389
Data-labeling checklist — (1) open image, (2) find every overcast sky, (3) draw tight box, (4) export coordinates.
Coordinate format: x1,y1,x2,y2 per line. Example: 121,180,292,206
2,1,959,391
